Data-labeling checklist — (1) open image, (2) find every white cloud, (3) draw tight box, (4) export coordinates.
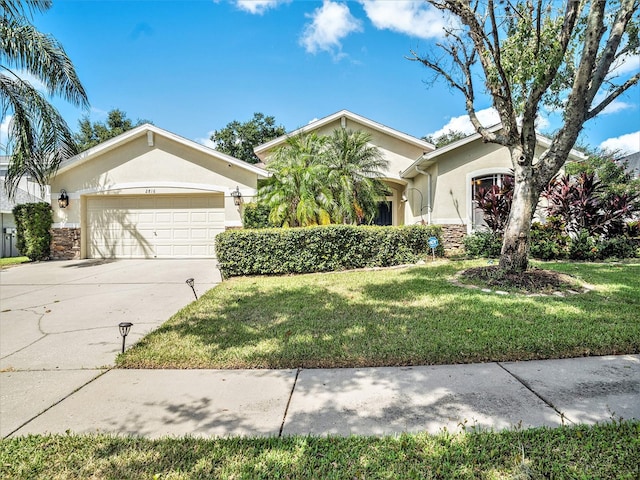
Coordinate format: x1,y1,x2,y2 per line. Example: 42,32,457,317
300,1,363,55
607,53,640,77
0,115,12,154
235,0,289,15
11,69,48,93
360,0,447,39
427,107,500,138
599,131,640,154
196,131,217,149
592,90,635,115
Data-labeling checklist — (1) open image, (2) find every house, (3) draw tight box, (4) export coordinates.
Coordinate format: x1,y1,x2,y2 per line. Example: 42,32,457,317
1,158,42,258
48,110,585,260
49,125,267,260
255,110,586,248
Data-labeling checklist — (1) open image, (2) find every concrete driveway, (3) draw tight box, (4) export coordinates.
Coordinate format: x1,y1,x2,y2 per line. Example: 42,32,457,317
0,259,220,437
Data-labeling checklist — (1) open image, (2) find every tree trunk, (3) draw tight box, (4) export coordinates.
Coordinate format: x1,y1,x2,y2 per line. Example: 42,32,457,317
499,157,539,273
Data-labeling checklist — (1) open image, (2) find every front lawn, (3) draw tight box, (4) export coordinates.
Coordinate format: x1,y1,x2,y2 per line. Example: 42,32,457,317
117,260,640,369
1,422,638,479
0,256,29,268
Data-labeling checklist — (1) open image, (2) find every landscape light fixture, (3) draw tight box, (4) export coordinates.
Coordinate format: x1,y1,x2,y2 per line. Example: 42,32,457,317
402,187,426,223
118,322,133,353
186,278,198,300
230,186,242,206
58,189,69,209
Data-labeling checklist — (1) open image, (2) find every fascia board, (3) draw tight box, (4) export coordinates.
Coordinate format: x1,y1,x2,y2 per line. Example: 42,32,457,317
254,110,435,160
55,124,267,178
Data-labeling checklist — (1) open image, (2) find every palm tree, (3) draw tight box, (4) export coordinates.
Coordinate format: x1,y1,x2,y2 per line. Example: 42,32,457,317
1,0,88,199
325,129,390,224
259,133,334,227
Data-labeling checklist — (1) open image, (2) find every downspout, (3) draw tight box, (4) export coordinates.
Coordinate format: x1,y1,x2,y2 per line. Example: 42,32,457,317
415,165,432,224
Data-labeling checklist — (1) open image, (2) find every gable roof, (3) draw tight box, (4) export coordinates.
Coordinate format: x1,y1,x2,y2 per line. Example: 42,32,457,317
401,125,588,178
1,186,40,213
56,124,267,177
254,110,435,160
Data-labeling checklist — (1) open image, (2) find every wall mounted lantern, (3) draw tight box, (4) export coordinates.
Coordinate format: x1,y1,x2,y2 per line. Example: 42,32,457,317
58,189,69,209
230,186,242,206
118,322,133,353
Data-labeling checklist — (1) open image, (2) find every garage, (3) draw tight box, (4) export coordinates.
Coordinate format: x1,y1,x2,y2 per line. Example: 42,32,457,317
86,194,225,259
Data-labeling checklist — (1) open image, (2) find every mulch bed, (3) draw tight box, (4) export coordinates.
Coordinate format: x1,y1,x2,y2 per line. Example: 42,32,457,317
459,266,581,294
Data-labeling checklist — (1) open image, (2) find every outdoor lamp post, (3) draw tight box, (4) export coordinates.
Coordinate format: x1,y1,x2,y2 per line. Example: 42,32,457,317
58,189,69,209
230,186,242,206
186,278,198,300
118,322,133,353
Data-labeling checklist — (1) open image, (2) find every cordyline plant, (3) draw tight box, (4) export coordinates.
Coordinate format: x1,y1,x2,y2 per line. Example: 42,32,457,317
411,0,639,273
474,175,514,235
543,172,639,238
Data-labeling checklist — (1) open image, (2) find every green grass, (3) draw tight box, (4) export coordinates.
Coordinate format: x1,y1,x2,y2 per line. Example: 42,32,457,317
1,422,638,479
118,260,640,369
0,256,29,268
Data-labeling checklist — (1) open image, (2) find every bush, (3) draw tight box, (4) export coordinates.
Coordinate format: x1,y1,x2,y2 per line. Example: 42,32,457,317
12,202,53,261
242,202,273,229
463,231,502,258
529,218,570,260
596,236,639,260
215,224,444,277
568,230,598,261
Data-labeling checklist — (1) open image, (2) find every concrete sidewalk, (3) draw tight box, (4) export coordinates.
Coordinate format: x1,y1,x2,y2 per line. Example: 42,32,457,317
6,355,639,439
1,260,638,439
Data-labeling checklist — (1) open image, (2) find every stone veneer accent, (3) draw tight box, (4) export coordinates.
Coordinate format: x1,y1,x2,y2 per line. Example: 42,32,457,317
440,224,467,253
51,228,81,260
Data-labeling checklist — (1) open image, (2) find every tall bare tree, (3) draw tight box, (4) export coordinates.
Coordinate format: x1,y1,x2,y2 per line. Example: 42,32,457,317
411,0,639,273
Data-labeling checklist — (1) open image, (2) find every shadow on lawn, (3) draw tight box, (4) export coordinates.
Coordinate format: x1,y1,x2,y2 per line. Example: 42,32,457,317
120,262,640,369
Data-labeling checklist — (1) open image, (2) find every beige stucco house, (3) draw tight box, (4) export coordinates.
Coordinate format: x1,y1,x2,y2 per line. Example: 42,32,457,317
256,110,585,248
49,124,266,259
48,110,585,259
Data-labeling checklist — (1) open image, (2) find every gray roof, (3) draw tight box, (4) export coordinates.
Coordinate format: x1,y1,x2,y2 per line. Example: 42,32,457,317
623,151,640,177
1,184,41,214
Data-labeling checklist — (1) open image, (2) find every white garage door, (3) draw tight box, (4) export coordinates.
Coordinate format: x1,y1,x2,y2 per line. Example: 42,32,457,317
86,195,224,259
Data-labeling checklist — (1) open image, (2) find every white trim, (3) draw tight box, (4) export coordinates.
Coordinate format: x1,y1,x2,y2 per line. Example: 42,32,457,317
401,125,587,178
52,223,81,228
73,182,229,195
55,124,268,177
254,110,435,160
224,220,243,228
432,218,468,225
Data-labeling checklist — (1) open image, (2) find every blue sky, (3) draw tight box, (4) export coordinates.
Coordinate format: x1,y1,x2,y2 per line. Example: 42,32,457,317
5,0,640,154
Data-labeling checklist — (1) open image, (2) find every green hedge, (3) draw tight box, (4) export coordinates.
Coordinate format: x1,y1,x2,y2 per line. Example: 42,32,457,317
216,224,444,277
12,202,53,261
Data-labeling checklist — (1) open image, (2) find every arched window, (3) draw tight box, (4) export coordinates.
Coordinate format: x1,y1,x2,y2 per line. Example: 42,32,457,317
471,173,513,230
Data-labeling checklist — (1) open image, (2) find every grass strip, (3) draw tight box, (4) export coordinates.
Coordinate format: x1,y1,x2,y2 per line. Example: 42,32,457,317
117,260,640,369
1,421,638,479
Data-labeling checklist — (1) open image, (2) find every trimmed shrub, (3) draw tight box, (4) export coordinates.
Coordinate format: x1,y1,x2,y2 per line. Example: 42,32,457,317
242,202,273,229
12,202,53,261
568,230,598,261
529,218,570,260
597,236,639,259
215,224,444,277
463,231,502,258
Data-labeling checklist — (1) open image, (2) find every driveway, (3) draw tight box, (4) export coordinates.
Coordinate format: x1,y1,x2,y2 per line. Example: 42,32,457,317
0,259,221,437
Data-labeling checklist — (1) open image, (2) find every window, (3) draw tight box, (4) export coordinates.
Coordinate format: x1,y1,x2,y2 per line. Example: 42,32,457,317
471,173,513,230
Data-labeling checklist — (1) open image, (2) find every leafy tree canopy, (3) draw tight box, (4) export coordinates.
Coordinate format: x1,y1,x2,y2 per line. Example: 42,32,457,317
210,112,286,164
1,0,88,199
74,109,151,152
411,0,640,273
423,130,468,148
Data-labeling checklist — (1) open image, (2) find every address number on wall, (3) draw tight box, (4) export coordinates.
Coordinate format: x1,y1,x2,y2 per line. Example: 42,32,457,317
145,189,156,194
